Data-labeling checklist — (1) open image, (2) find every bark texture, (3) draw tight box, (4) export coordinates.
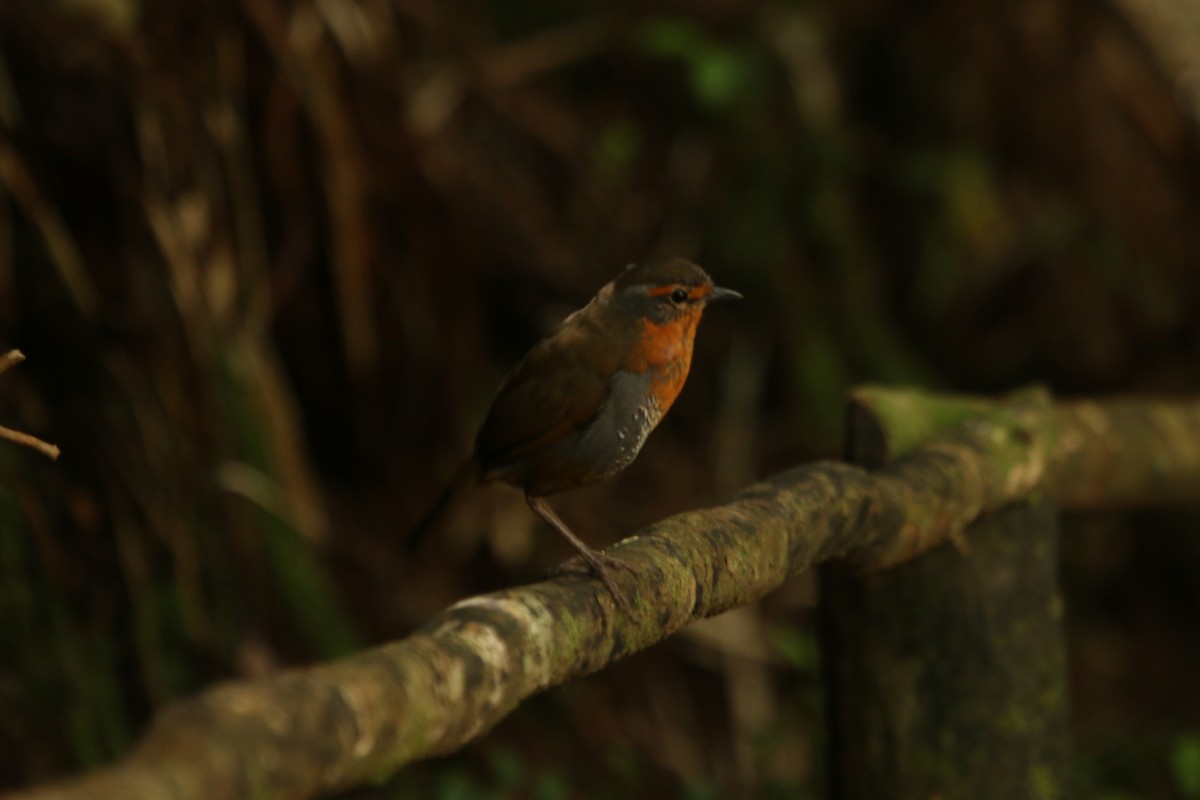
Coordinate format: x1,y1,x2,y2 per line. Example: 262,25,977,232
824,385,1069,800
10,390,1200,800
822,502,1068,800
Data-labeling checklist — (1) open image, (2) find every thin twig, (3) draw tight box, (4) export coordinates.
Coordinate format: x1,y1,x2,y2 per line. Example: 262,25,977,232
0,348,60,459
0,145,99,317
0,423,59,460
0,348,25,376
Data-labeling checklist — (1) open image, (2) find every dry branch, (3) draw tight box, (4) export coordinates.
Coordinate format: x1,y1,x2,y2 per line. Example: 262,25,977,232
0,423,60,461
0,348,26,375
0,349,60,460
11,388,1200,800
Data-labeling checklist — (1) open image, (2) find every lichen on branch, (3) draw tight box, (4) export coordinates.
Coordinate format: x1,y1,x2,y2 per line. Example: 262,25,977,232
13,389,1200,800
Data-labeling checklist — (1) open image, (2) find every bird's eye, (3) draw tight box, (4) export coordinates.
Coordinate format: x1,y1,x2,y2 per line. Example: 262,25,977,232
669,287,689,304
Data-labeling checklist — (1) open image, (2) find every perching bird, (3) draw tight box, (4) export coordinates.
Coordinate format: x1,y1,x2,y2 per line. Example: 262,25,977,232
410,258,741,610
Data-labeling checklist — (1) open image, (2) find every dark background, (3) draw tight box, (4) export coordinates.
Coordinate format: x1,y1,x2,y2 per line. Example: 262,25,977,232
1,0,1199,797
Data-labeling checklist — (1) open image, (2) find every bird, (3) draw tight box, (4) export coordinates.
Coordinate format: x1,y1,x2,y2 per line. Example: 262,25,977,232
409,257,741,611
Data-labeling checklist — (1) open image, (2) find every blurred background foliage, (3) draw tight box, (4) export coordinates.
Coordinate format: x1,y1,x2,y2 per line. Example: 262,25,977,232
1,0,1199,796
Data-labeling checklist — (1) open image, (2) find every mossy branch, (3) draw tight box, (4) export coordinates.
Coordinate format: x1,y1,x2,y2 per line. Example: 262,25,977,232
825,387,1070,799
11,388,1200,800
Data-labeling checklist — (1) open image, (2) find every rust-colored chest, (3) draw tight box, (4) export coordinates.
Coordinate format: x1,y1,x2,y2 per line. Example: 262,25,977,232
624,310,703,417
474,297,708,495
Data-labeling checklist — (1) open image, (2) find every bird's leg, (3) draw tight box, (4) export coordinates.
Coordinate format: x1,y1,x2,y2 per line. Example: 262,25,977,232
526,494,636,612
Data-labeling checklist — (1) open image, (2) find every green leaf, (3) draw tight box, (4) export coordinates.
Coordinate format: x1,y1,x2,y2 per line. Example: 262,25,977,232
690,48,749,111
635,17,705,59
634,17,755,112
1172,734,1200,798
489,747,523,790
769,626,820,671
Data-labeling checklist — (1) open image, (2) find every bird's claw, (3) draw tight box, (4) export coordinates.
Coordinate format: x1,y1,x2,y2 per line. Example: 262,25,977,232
550,551,637,613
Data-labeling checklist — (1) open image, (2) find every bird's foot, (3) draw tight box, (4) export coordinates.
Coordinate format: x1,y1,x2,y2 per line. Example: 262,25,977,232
551,550,637,613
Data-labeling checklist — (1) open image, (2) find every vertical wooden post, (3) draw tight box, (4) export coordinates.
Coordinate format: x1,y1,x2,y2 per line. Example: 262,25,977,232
819,400,1070,800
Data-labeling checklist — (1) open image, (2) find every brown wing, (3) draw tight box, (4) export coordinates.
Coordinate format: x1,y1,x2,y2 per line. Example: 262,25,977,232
474,308,620,473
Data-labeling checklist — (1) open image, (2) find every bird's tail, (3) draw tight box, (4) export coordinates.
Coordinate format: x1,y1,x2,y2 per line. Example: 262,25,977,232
406,456,482,553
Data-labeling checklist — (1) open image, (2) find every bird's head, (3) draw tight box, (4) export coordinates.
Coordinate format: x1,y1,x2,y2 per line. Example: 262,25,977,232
608,257,742,325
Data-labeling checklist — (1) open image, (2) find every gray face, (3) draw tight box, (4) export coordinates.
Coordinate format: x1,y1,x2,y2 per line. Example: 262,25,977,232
612,282,710,324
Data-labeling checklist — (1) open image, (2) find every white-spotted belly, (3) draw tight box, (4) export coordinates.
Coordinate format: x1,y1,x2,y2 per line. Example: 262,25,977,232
576,370,665,479
606,395,663,473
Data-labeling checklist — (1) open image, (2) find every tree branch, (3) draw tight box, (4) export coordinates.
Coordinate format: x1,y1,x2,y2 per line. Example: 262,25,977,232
0,423,60,461
824,387,1069,799
0,349,60,460
0,348,26,376
11,389,1200,800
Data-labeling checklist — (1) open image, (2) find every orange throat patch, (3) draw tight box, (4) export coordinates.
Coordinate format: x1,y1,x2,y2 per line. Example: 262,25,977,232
632,311,702,414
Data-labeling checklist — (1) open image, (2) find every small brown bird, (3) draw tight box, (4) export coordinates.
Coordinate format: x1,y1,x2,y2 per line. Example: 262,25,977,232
410,258,741,610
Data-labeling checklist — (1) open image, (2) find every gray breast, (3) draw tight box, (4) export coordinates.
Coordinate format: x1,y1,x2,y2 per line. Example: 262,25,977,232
575,370,664,478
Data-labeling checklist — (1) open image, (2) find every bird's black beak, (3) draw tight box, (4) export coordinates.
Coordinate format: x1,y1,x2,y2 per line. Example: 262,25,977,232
708,286,743,302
